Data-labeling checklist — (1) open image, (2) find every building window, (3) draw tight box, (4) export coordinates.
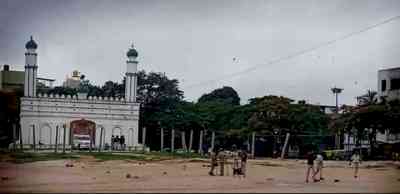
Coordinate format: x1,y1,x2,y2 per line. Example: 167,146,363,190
381,80,386,91
390,78,400,90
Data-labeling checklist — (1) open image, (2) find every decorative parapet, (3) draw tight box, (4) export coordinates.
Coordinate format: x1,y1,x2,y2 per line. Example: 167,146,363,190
36,92,127,103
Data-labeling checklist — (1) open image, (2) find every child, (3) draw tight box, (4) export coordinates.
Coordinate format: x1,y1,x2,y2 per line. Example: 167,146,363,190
350,150,362,178
314,153,324,180
305,151,317,183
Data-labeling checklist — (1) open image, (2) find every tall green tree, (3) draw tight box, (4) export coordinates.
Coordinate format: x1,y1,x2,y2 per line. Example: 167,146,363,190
136,71,184,150
198,86,240,106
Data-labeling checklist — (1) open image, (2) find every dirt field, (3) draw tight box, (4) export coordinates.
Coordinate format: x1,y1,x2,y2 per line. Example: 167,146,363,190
1,156,400,193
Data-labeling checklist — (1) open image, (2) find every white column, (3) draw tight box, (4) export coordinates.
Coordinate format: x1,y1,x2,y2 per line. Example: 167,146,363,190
28,68,33,96
129,75,134,102
33,68,37,97
134,127,139,146
125,75,130,101
133,74,137,102
125,74,135,102
24,67,29,96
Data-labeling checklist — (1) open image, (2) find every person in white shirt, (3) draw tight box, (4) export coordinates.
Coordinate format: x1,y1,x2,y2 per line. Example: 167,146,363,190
313,153,324,180
232,150,241,178
350,150,362,178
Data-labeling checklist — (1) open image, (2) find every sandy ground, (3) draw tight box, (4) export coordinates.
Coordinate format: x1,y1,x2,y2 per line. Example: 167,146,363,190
1,156,400,193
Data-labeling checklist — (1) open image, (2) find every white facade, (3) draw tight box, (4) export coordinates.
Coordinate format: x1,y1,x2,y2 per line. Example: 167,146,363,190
378,67,400,102
20,95,140,148
19,37,141,149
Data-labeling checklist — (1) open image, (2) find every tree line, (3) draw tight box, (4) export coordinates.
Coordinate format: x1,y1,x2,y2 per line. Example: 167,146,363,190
1,71,399,159
38,71,332,154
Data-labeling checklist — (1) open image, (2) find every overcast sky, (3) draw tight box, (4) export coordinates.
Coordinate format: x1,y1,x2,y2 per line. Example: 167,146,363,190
1,0,400,105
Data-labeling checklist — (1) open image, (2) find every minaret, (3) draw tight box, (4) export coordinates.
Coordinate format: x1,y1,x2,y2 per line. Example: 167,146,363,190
125,44,139,102
24,36,38,97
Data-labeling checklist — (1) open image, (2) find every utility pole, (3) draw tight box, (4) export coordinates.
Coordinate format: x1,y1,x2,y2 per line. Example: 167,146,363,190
331,87,343,113
331,86,343,149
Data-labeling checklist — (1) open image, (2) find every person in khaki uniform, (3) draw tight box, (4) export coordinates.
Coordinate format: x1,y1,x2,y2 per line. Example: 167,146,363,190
218,148,226,176
208,149,218,176
232,150,241,178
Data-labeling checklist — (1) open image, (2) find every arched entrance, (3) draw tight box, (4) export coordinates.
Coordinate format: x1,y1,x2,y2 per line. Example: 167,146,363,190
70,119,96,148
40,124,52,145
112,127,122,136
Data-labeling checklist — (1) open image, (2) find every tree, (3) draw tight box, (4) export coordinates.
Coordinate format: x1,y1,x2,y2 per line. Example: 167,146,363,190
357,90,377,106
198,86,240,106
248,95,294,133
136,71,184,150
0,90,21,148
249,95,329,155
331,94,400,159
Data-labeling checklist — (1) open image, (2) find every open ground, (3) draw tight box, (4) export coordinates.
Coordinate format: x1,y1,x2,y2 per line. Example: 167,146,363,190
0,152,400,193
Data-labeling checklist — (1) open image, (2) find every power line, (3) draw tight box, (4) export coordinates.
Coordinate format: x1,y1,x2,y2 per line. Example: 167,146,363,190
184,15,400,90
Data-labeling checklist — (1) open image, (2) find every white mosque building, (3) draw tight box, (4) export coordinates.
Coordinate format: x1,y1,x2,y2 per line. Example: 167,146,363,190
19,36,142,150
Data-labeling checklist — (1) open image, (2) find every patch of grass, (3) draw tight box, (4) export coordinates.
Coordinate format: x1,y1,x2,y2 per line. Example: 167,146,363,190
9,152,80,163
143,151,203,159
77,152,146,161
255,162,283,167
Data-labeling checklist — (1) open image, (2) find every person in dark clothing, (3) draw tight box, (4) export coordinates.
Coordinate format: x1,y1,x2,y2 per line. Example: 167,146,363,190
120,135,125,150
111,135,115,150
115,136,120,150
305,151,317,183
239,150,248,177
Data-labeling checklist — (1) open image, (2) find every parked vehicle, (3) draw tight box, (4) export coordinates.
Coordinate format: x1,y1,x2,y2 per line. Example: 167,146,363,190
324,149,351,160
73,134,91,150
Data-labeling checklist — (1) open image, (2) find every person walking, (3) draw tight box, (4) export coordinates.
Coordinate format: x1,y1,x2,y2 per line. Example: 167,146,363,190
305,150,317,183
314,152,324,180
350,149,362,178
232,150,241,178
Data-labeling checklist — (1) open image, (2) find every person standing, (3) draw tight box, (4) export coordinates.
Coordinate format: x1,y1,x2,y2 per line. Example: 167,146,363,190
111,135,115,150
209,149,218,176
232,150,241,178
305,151,317,183
120,135,125,151
314,152,324,180
115,136,120,151
240,149,248,178
350,150,362,178
218,148,226,176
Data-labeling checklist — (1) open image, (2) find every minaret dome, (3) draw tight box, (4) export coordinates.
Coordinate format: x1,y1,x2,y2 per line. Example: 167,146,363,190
126,44,138,58
25,36,38,49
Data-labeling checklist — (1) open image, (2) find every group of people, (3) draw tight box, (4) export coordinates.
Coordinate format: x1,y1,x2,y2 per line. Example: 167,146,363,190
111,135,125,150
305,149,362,183
209,145,248,178
208,146,363,182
